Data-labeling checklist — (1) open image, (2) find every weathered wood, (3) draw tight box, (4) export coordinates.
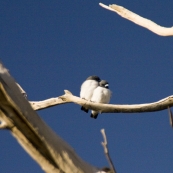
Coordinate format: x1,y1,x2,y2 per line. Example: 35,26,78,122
99,3,173,36
0,63,97,173
30,90,173,113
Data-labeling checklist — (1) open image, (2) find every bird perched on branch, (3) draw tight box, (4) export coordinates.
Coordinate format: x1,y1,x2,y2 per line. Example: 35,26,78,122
91,80,112,119
80,75,101,113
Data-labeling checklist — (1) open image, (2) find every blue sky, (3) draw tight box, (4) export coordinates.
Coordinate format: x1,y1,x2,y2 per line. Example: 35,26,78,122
0,0,173,172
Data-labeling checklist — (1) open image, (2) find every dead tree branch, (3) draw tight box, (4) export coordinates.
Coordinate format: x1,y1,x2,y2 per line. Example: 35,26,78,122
99,3,173,36
30,90,173,114
101,129,117,173
0,62,98,173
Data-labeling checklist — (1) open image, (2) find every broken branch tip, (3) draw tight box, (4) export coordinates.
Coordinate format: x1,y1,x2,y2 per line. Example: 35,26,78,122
64,90,73,95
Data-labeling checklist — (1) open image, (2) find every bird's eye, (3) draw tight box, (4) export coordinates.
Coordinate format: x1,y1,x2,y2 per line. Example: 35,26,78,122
105,84,109,88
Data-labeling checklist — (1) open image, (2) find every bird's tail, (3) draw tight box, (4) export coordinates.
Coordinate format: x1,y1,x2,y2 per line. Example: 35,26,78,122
90,110,98,119
81,106,88,113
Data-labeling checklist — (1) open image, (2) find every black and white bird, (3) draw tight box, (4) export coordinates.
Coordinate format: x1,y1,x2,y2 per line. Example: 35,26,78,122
90,80,112,119
80,75,101,113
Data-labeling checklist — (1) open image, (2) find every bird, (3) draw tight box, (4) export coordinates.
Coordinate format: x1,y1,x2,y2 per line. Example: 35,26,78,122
90,80,112,119
80,75,101,113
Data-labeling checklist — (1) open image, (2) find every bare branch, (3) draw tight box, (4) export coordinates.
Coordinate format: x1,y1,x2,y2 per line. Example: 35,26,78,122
101,129,117,173
99,3,173,36
0,63,98,173
30,90,173,114
30,90,72,110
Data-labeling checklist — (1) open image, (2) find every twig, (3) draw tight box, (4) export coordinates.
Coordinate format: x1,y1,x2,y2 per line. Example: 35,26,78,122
16,83,27,98
101,129,117,173
99,3,173,36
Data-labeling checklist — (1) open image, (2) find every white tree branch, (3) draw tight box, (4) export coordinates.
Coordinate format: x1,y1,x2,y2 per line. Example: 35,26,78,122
30,90,173,113
99,3,173,36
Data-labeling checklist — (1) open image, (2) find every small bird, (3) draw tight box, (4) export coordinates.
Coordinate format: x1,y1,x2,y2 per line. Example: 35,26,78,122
80,75,101,113
90,80,112,119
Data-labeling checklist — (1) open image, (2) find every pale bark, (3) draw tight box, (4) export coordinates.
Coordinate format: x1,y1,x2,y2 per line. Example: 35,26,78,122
0,63,97,173
99,3,173,36
30,90,173,113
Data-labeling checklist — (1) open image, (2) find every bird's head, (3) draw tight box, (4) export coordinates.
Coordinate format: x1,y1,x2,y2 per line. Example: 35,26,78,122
86,75,101,82
99,80,109,89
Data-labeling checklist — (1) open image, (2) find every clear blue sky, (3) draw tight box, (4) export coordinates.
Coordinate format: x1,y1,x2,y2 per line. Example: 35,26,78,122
0,0,173,172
